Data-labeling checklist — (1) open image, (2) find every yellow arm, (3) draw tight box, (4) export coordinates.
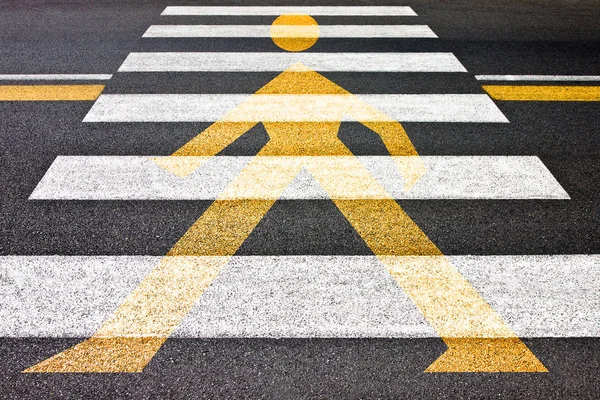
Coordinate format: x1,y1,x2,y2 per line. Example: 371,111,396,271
153,100,259,177
352,99,427,191
172,121,258,157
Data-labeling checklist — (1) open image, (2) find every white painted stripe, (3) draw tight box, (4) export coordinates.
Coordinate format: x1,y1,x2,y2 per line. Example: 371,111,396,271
0,74,112,80
82,94,506,123
1,255,597,337
475,75,600,82
143,25,438,38
30,156,568,200
118,52,466,72
161,6,417,16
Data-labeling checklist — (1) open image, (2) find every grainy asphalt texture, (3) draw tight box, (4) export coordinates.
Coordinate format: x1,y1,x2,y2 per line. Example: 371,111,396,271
1,0,600,398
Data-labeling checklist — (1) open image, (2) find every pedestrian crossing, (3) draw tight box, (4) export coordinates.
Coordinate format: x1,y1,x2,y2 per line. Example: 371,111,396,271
7,4,595,374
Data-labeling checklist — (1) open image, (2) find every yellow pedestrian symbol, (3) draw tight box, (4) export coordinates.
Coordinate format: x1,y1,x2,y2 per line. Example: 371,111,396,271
26,14,546,374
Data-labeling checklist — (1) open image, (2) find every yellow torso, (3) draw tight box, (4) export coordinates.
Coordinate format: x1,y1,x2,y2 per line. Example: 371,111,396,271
254,64,354,156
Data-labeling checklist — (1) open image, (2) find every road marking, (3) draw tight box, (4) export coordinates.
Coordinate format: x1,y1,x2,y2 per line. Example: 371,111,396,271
483,85,600,101
0,85,104,101
83,94,507,122
161,6,417,16
118,52,467,72
476,75,600,82
27,31,540,372
30,156,569,200
0,74,112,80
5,255,597,338
270,14,319,52
24,257,227,373
143,25,438,38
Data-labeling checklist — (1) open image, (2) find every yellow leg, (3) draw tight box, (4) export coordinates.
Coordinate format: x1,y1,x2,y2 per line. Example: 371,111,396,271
306,160,547,372
380,256,546,372
25,158,303,373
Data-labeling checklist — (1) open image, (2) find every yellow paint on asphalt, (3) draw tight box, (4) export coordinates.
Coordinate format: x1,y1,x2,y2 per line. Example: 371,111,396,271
219,94,430,122
26,14,546,374
256,66,349,94
379,256,547,372
0,85,104,101
164,66,421,164
151,155,429,198
24,337,167,373
25,257,228,372
169,200,277,256
381,256,512,337
425,338,547,372
271,14,319,51
152,155,210,178
483,85,600,101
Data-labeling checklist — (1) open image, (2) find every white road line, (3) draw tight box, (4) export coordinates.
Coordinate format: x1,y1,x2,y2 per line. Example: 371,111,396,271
0,74,112,80
1,255,597,338
161,6,417,16
30,156,568,200
82,94,506,123
475,75,600,82
143,25,438,38
118,52,467,72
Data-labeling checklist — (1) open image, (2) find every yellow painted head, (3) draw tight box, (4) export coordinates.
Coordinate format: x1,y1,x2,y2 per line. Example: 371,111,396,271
271,14,319,52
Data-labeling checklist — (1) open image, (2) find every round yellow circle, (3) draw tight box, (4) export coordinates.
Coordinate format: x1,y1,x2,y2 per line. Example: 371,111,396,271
271,14,319,52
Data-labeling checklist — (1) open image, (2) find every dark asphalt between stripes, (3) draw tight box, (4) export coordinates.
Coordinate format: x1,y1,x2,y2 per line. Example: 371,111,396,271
2,103,599,255
1,338,600,399
1,0,600,398
103,72,485,94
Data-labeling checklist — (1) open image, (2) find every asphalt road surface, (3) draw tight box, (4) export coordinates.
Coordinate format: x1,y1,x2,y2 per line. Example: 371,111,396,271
1,0,600,398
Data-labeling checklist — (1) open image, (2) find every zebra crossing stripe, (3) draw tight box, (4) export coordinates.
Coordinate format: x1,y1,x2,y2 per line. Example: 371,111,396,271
82,94,507,122
4,255,598,338
143,25,438,38
161,6,418,16
30,156,569,200
118,52,467,72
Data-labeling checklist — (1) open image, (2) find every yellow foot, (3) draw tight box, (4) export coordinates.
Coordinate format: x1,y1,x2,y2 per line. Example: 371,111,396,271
23,337,166,373
425,338,548,373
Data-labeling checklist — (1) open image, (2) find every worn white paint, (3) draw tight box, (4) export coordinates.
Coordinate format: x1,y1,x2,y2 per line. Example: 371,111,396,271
82,93,506,123
143,25,437,38
1,255,597,337
161,6,418,16
118,52,467,73
30,156,568,200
